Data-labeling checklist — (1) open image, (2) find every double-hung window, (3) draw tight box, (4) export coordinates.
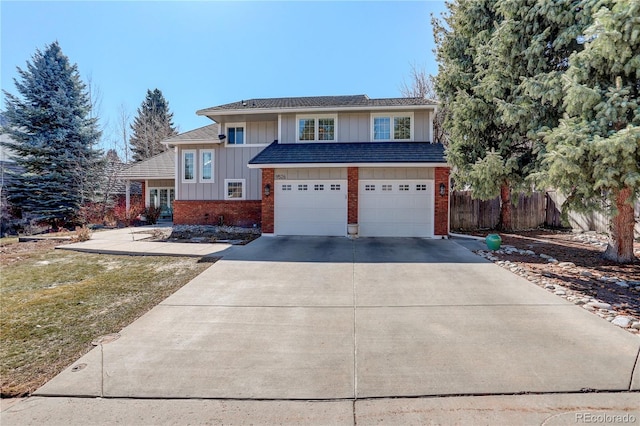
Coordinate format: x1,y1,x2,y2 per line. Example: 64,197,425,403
297,115,336,142
183,149,215,183
226,123,245,145
182,150,196,183
372,113,413,141
200,149,214,183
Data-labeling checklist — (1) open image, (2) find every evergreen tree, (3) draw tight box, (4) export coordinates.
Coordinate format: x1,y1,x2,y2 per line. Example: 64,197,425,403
1,42,101,228
434,0,601,231
476,0,599,229
433,0,521,229
129,89,177,162
543,0,639,263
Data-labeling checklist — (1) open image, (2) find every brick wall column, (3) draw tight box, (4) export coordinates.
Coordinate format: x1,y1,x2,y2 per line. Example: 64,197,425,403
347,167,359,225
434,167,450,236
261,168,275,233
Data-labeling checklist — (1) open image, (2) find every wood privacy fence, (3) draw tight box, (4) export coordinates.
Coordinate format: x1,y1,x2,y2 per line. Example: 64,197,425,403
545,190,640,237
450,191,546,231
450,190,640,236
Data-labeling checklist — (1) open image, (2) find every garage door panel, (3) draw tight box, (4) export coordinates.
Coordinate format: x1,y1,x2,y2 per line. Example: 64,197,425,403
359,180,434,238
275,180,347,236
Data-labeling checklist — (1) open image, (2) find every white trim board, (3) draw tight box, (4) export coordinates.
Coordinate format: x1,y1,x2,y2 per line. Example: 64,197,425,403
248,162,448,169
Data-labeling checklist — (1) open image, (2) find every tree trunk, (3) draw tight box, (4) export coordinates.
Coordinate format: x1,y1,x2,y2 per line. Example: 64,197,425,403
497,182,512,231
603,187,637,263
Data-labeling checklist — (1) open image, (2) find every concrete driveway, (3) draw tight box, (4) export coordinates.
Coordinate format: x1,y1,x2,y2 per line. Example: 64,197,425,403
35,237,640,400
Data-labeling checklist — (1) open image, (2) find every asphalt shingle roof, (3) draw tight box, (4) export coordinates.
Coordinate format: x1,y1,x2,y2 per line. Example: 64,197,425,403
198,95,436,114
119,150,175,179
162,123,220,143
249,142,447,165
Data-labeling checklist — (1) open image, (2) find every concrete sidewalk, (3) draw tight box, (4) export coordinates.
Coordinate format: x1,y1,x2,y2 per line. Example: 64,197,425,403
56,226,232,257
3,393,639,425
3,236,639,424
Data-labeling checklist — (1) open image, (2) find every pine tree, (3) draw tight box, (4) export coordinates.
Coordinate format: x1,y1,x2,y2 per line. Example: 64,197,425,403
474,0,599,229
129,89,177,162
543,0,639,263
1,42,101,229
433,0,521,229
433,0,603,231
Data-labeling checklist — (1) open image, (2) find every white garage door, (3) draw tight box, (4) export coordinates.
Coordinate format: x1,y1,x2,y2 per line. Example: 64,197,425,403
359,180,434,237
275,180,347,236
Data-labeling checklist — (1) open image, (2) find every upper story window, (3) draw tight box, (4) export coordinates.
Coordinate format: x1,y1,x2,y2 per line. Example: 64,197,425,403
182,150,196,183
226,123,245,145
297,114,337,142
371,113,414,141
200,149,214,183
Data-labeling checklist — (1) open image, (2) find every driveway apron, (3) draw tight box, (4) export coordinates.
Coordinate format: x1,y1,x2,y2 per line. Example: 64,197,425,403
36,237,640,400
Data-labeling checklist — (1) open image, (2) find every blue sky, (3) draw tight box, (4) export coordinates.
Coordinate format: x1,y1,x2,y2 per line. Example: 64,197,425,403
1,1,446,151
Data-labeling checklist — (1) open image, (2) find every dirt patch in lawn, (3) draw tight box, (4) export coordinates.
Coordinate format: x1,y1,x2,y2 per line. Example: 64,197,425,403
0,238,73,267
469,229,640,333
0,240,210,397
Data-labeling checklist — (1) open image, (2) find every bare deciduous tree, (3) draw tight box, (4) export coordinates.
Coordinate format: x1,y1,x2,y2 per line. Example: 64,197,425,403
400,63,448,145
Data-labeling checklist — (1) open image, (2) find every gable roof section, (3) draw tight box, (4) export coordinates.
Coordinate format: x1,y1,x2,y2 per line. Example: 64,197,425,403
248,142,447,168
119,150,174,180
162,123,220,145
197,95,436,117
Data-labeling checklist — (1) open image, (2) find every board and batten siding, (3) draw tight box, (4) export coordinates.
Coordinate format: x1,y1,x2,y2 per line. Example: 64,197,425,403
337,112,369,141
359,167,434,180
147,179,174,188
245,120,277,144
274,167,348,180
176,144,264,201
279,111,432,143
413,110,432,142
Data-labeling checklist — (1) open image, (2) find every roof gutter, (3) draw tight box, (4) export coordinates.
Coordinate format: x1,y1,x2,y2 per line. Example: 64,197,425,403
197,104,437,117
247,162,449,169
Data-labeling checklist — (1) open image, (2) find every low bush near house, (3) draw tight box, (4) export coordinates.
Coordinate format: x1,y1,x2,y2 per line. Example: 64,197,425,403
112,196,144,227
144,206,162,225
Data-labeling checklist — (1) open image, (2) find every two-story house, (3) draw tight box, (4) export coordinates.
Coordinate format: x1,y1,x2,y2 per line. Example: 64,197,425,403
160,94,449,237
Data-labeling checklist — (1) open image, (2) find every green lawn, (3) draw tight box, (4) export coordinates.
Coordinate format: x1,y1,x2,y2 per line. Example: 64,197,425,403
0,247,210,397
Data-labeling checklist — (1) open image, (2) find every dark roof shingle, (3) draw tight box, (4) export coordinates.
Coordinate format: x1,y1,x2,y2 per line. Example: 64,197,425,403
198,95,436,114
249,142,447,165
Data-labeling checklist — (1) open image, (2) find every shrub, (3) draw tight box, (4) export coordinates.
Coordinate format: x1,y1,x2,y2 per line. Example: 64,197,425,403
112,196,144,227
77,202,108,225
144,206,162,225
73,225,92,242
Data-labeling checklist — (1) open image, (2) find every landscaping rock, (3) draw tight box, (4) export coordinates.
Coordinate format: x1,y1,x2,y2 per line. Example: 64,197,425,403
586,301,612,310
558,262,575,268
611,316,633,328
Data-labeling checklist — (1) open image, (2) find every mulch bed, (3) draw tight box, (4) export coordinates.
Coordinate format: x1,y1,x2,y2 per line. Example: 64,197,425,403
467,229,640,331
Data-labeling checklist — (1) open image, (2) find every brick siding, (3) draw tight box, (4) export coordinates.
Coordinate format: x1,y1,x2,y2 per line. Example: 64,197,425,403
434,167,450,236
347,167,359,224
261,168,275,233
173,200,261,227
